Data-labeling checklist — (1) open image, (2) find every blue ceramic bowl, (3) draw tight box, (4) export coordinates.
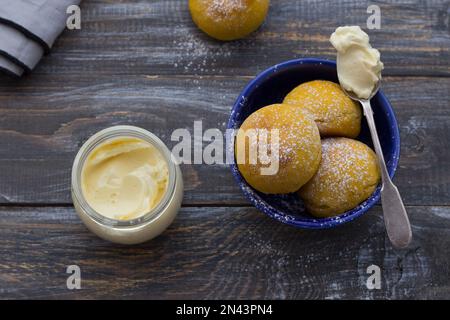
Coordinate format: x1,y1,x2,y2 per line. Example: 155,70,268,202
228,58,400,229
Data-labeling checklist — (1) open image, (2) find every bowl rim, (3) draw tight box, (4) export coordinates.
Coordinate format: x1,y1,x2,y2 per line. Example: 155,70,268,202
227,58,401,229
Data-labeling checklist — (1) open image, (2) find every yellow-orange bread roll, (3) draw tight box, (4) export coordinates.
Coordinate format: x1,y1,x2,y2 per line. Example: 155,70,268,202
283,80,362,138
299,137,381,218
189,0,270,41
235,104,322,194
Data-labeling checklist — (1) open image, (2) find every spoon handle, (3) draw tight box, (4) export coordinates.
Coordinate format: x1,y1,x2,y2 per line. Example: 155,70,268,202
361,100,412,249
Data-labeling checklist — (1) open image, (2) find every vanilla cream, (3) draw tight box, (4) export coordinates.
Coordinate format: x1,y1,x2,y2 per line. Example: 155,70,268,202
330,26,384,99
81,137,169,221
72,126,183,245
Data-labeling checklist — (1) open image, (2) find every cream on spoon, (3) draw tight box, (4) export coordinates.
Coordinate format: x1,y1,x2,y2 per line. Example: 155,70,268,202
330,26,412,249
330,26,384,100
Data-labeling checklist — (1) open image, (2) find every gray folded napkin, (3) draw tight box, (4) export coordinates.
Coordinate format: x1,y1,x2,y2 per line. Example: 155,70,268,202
0,55,24,76
0,23,44,70
0,0,82,76
0,0,81,50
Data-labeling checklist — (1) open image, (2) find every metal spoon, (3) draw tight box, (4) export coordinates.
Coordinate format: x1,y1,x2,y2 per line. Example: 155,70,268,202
342,82,412,249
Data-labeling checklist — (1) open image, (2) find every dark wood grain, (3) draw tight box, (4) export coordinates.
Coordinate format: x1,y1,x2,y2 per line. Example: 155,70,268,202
0,75,449,206
0,205,448,299
32,0,450,77
0,0,449,300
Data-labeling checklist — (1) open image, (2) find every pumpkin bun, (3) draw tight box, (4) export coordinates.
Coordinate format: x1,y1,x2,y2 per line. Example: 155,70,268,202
189,0,270,41
299,138,381,218
235,104,322,194
283,80,362,138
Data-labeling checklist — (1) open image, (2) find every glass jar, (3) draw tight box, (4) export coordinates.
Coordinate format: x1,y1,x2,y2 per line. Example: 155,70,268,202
71,125,183,244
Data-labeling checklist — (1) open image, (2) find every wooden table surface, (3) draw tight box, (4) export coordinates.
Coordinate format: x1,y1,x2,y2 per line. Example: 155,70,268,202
0,0,449,300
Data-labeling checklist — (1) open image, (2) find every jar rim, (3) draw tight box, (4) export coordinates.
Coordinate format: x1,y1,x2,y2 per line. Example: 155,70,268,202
71,125,178,228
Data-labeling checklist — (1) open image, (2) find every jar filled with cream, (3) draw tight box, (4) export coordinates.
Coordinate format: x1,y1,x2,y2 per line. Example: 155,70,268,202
71,126,183,244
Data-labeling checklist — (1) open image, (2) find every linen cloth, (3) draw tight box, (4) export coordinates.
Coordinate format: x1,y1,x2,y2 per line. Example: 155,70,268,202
0,0,82,76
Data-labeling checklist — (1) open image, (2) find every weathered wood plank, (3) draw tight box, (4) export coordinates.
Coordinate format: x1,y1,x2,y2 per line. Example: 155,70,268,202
0,75,448,206
0,0,447,301
0,205,448,299
30,0,450,77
